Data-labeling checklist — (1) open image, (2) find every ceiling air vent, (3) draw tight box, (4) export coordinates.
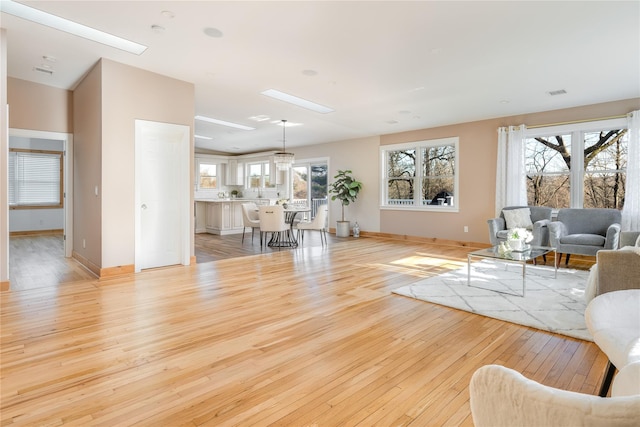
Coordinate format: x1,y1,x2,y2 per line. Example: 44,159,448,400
33,66,54,75
548,89,567,96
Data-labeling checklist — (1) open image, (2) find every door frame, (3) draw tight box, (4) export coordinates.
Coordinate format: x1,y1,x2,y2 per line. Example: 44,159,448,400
292,156,329,219
134,119,190,272
8,128,73,257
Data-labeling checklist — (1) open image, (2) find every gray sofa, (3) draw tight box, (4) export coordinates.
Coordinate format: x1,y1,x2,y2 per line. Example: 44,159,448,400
487,206,553,246
548,208,622,265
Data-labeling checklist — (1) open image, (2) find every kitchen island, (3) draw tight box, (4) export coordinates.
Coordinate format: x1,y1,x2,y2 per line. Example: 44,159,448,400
195,199,270,235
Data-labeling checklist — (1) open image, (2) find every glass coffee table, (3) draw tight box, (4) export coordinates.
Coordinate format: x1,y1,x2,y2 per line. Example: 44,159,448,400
467,245,557,297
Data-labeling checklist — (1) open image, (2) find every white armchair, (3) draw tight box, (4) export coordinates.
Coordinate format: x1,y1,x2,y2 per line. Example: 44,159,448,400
470,364,640,427
585,289,640,397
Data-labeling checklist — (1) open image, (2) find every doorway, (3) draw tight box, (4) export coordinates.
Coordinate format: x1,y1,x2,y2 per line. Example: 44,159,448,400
7,129,75,290
292,159,328,219
134,120,190,272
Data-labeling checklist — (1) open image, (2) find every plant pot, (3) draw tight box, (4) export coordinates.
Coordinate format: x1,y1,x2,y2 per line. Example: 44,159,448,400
336,221,351,237
508,238,524,251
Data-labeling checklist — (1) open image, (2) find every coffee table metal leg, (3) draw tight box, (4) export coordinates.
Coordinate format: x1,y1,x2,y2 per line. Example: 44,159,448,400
522,261,526,297
467,254,472,287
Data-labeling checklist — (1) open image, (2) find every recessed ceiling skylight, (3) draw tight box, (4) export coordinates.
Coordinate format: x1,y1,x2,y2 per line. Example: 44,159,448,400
249,115,271,122
195,115,255,131
0,0,147,55
261,89,334,114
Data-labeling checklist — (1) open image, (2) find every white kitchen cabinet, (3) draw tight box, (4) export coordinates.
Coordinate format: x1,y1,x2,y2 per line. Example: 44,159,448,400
195,201,207,233
204,200,246,235
225,159,244,186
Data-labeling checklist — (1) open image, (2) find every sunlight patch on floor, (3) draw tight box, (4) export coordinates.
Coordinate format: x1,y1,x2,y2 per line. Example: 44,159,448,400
360,254,466,279
391,255,465,270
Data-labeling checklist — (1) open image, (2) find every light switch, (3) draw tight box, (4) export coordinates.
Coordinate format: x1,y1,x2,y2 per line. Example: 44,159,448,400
95,185,99,196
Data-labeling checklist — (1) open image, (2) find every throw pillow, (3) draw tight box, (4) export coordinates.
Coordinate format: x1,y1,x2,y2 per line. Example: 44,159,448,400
503,208,533,230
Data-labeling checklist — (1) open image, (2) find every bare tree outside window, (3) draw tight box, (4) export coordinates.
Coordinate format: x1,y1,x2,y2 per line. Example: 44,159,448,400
526,134,571,208
422,145,455,204
383,138,458,208
526,127,627,209
387,149,416,204
584,130,627,209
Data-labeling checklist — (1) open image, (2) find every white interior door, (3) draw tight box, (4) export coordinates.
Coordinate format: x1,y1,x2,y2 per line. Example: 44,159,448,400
135,120,190,272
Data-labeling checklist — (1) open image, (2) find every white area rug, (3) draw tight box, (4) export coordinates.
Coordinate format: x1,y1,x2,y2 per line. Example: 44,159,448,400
393,259,592,341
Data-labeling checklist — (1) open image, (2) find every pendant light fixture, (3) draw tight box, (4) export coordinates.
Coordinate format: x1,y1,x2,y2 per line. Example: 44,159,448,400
273,119,295,170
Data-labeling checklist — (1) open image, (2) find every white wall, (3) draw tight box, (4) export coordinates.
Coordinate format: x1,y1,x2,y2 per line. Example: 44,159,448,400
1,29,8,285
293,135,381,234
9,209,63,232
8,136,64,232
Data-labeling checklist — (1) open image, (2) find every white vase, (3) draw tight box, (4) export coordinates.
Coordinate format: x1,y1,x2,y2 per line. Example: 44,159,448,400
508,238,524,251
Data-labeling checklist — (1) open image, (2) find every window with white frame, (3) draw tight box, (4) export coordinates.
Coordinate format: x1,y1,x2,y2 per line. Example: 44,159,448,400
247,161,275,189
198,162,218,190
525,118,627,209
9,149,63,209
381,137,459,210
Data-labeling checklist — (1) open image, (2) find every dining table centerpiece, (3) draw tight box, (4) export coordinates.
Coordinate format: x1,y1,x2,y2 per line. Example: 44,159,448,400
276,198,290,208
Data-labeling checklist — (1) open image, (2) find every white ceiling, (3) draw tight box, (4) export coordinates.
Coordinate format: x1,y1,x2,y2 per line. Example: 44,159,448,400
2,1,639,154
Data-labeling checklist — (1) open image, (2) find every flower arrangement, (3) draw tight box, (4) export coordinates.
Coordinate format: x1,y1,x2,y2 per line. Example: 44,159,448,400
509,228,533,243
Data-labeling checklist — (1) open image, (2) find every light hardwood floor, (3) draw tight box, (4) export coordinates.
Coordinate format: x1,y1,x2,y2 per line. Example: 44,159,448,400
8,234,97,291
2,234,604,426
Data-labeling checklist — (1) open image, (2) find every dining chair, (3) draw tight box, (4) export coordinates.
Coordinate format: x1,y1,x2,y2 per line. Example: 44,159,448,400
295,205,328,246
258,205,290,248
240,202,260,244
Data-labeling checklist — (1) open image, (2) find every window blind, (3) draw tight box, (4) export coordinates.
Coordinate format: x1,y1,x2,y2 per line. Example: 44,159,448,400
9,151,62,207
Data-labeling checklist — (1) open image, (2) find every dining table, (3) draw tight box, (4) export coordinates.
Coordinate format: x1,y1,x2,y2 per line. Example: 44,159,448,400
261,205,311,248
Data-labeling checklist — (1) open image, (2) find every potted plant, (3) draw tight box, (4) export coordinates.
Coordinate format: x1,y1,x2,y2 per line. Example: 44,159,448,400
507,228,533,251
329,169,363,237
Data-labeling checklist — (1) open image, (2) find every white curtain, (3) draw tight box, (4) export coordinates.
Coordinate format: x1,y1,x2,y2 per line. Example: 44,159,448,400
495,125,527,216
622,110,640,231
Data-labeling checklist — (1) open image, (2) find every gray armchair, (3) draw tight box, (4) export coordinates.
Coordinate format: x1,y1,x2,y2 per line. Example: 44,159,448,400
548,208,622,265
487,206,552,246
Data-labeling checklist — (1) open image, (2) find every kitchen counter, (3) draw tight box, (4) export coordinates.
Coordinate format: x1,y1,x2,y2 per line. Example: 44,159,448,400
195,198,274,203
195,198,271,234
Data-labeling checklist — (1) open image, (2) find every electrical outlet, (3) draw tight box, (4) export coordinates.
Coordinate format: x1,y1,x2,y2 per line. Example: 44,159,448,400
464,226,469,233
83,239,86,249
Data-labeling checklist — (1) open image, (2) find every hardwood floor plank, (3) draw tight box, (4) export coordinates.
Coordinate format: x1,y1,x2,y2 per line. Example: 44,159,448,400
1,234,603,426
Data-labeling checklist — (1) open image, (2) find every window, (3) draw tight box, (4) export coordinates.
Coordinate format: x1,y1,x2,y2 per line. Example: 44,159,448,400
9,149,63,209
381,137,459,210
247,161,275,189
525,118,627,209
198,162,217,189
